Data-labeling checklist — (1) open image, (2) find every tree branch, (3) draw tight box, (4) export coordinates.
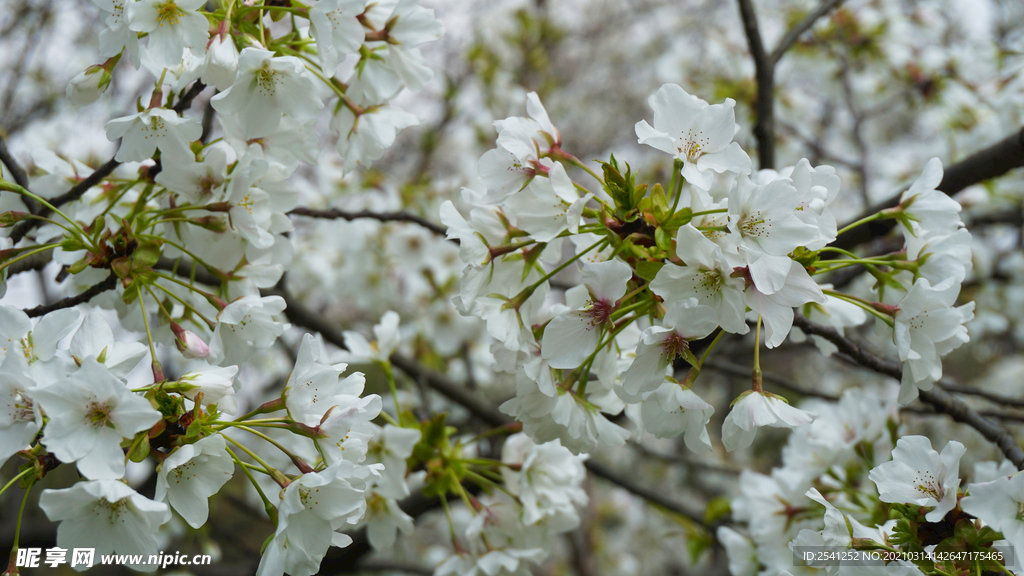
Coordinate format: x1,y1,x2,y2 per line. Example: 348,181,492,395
288,206,450,239
737,0,775,169
702,360,839,401
0,132,29,189
790,315,1024,469
832,126,1024,251
22,273,117,318
770,0,845,66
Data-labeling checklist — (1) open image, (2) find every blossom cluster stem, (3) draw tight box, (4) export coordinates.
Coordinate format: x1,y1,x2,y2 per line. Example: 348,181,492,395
751,315,763,392
0,468,32,498
835,211,885,237
223,434,289,487
225,445,278,524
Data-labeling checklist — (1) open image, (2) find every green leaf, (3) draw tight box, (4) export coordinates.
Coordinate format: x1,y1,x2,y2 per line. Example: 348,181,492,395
635,260,665,282
651,183,669,221
704,496,731,525
655,226,673,253
185,418,202,440
791,246,819,268
410,413,449,466
662,208,693,231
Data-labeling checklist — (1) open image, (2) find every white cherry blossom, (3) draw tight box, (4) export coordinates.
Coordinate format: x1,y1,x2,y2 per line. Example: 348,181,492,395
869,435,964,522
104,107,201,164
154,434,234,528
211,48,325,139
961,473,1024,553
651,224,748,335
893,277,974,403
34,358,161,479
541,259,632,369
634,381,715,452
127,0,208,68
39,480,171,572
618,298,717,402
635,83,751,191
721,391,816,452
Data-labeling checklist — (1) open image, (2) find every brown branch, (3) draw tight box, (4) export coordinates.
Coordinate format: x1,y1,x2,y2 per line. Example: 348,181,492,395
770,0,845,66
5,247,52,276
939,382,1024,411
791,315,1024,469
833,127,1024,251
737,0,775,169
702,360,839,401
838,55,870,206
173,81,207,114
22,273,117,318
0,132,29,189
288,206,450,239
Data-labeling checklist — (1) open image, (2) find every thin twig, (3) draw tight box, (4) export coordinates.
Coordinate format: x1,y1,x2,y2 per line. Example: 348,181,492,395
737,0,775,169
791,315,1024,469
0,132,29,189
8,157,120,244
838,55,870,206
770,0,846,66
832,126,1024,251
288,206,451,239
22,274,117,318
702,360,839,401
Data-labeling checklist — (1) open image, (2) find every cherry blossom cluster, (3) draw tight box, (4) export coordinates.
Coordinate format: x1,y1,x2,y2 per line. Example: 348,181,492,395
0,299,415,575
0,0,456,573
443,83,975,458
719,386,1022,576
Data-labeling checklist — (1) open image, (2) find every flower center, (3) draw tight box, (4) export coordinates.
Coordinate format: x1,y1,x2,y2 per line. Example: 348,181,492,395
255,65,281,97
737,211,768,238
95,497,128,524
585,300,614,327
678,130,709,162
5,389,35,424
913,470,943,500
86,401,114,428
156,1,184,26
661,333,690,359
298,486,322,510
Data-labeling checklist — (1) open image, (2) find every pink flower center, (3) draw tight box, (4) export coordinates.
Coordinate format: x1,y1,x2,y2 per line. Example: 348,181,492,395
585,300,614,327
661,333,690,359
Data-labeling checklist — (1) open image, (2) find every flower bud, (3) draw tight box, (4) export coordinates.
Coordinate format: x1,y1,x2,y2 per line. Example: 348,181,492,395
171,322,211,359
202,34,239,91
66,54,120,107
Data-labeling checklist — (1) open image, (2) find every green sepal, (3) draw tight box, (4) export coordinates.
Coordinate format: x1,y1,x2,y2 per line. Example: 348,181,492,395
132,238,163,269
121,280,141,304
111,256,132,279
127,431,150,462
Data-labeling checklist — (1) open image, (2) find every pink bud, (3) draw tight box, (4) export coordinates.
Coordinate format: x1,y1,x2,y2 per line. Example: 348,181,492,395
172,323,210,358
